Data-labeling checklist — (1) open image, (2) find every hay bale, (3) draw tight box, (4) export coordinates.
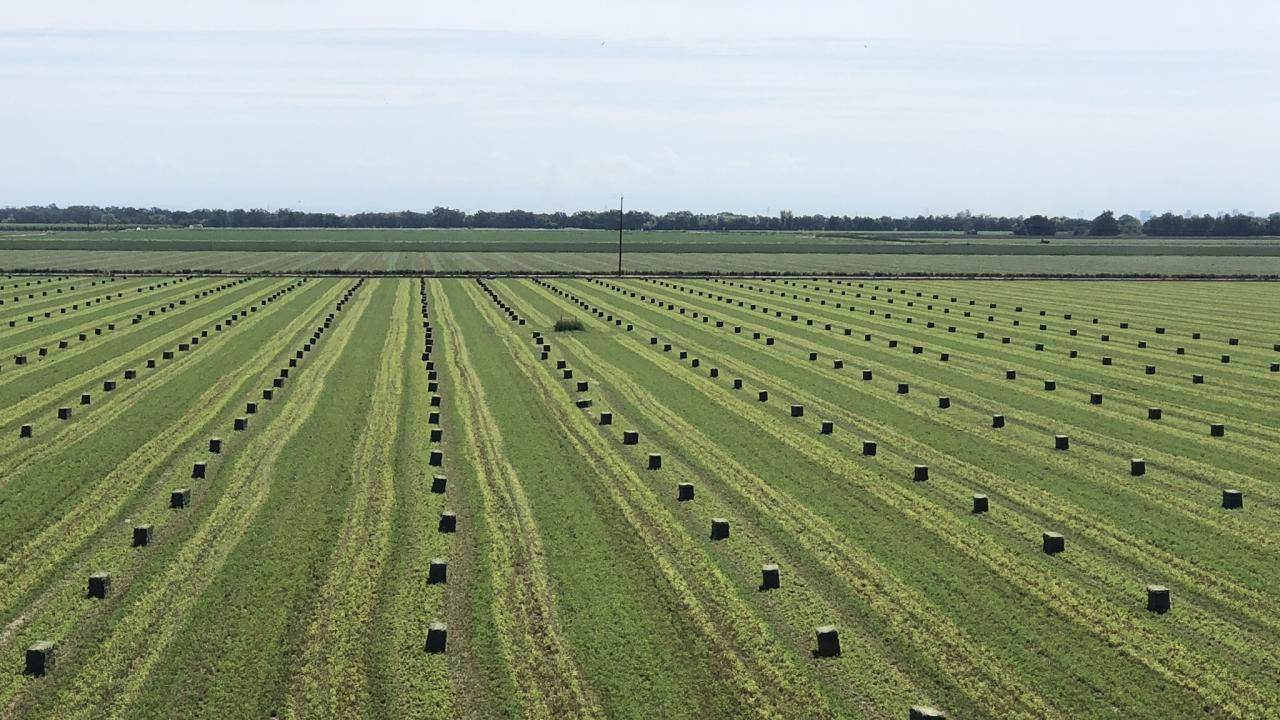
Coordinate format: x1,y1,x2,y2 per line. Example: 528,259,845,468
425,622,448,653
1090,392,1103,405
897,383,909,394
81,393,92,405
809,351,818,361
263,389,274,400
58,407,71,420
1220,354,1231,364
677,482,694,501
648,453,662,470
428,558,448,584
192,462,206,479
909,707,946,720
19,424,32,438
790,404,804,418
1042,531,1065,554
25,642,54,676
1130,458,1146,476
1044,380,1056,391
820,420,834,435
133,524,153,547
438,511,457,533
234,417,248,431
88,572,111,599
1137,340,1147,349
429,449,444,466
863,440,877,456
1209,423,1225,437
1005,370,1017,380
992,415,1005,429
124,369,136,380
623,430,639,445
246,402,258,415
1147,408,1162,420
273,377,284,388
1146,585,1170,614
710,518,730,540
170,488,191,508
430,427,443,442
814,626,841,657
600,412,613,426
758,390,769,402
972,494,988,514
1145,365,1157,375
733,378,743,389
1102,356,1112,365
862,370,873,381
576,380,589,392
761,563,780,590
938,396,950,409
431,475,447,493
1054,435,1069,451
913,465,929,482
1192,374,1204,384
1222,489,1243,509
709,368,719,378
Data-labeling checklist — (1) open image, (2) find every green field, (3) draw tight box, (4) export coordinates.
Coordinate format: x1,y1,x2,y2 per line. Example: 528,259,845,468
1,274,1278,718
3,228,1280,275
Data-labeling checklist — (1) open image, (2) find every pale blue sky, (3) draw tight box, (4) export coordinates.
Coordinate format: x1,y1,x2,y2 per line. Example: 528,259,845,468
1,1,1277,217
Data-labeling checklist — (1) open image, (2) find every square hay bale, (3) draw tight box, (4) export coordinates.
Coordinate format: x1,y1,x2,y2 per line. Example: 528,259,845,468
808,351,818,361
758,390,769,402
790,404,804,418
170,488,191,508
428,558,448,584
1146,585,1170,614
1005,370,1016,380
430,428,443,442
815,626,841,657
124,369,136,379
992,415,1005,429
1220,354,1231,364
1101,356,1112,366
273,377,284,388
429,449,444,466
81,393,92,405
1054,435,1069,450
677,482,695,501
1035,343,1045,352
25,641,54,676
1145,365,1156,375
1147,408,1162,420
710,518,730,540
648,453,662,470
1192,374,1204,384
1137,340,1147,349
1130,458,1146,476
133,524,153,547
430,395,443,407
58,407,71,420
938,396,950,409
438,511,457,533
425,622,448,653
1176,347,1185,355
733,378,743,389
88,572,111,599
972,494,989,513
623,430,639,445
910,707,946,720
234,417,248,431
862,440,877,456
246,402,258,414
1209,423,1225,437
263,389,274,400
888,340,898,348
912,465,929,482
1042,532,1065,555
576,380,589,392
820,420,834,434
192,462,206,479
147,359,156,368
1044,380,1056,391
760,563,780,590
897,383,909,394
766,337,775,346
431,475,448,493
599,412,613,426
1222,489,1243,509
20,424,32,438
1090,392,1103,405
709,367,719,378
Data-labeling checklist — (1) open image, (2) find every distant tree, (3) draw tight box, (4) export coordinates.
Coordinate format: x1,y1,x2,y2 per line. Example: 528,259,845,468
1017,215,1056,236
1117,214,1143,236
1088,210,1120,236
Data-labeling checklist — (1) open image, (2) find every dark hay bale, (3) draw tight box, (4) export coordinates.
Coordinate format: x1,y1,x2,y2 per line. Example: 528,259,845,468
25,642,54,676
1192,374,1204,384
192,462,206,479
760,564,780,590
263,389,274,400
58,407,71,420
600,412,613,425
430,428,443,442
81,393,92,405
1145,365,1156,375
1209,423,1225,437
623,430,639,445
19,424,32,438
133,524,153,547
862,440,877,456
88,572,111,599
1147,408,1162,420
234,417,248,431
758,390,769,402
1146,585,1170,614
710,518,730,540
913,465,929,482
820,420,834,434
246,402,257,414
677,482,694,501
1042,532,1065,555
1054,435,1069,450
733,378,743,389
815,626,841,657
431,475,448,493
1102,356,1112,366
938,397,950,409
992,415,1005,429
1220,354,1231,364
438,511,457,533
1131,458,1146,476
862,370,873,381
897,383,909,394
429,449,444,466
1222,489,1243,509
428,558,448,584
425,622,448,653
972,495,988,513
648,453,662,470
170,488,191,508
1044,380,1056,391
1005,370,1017,380
790,405,804,418
1090,392,1103,405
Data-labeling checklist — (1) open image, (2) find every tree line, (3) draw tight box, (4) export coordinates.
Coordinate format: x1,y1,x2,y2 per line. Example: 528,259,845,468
3,205,1279,236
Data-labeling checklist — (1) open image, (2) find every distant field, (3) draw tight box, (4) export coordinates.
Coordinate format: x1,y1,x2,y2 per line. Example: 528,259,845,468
2,275,1277,718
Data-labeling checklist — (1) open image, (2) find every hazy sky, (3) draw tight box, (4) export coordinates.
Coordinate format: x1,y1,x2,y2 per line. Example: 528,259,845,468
2,1,1277,216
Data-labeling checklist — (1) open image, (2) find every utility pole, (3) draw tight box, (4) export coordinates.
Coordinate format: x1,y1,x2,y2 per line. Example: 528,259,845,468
617,194,624,276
